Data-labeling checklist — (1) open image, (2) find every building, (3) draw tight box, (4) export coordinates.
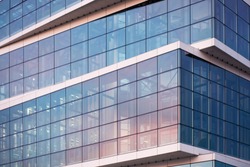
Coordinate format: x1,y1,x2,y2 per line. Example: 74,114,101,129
0,0,250,166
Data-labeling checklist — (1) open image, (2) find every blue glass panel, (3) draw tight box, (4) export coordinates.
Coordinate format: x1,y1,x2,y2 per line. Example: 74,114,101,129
168,0,189,12
37,3,50,22
215,0,224,22
191,0,211,23
0,69,9,85
10,4,22,22
89,18,106,39
51,89,66,107
0,53,9,70
55,30,70,51
0,11,9,28
71,24,88,45
71,59,88,78
126,21,145,44
37,94,50,112
126,40,145,59
39,69,54,88
10,48,23,66
24,75,38,93
55,64,71,83
89,35,106,56
126,6,145,26
39,36,54,56
10,104,23,120
147,14,167,37
88,53,106,72
147,33,168,51
225,7,236,32
107,12,125,32
71,41,88,61
146,0,166,18
51,0,65,15
107,47,125,65
55,47,70,67
238,17,249,41
23,0,36,15
0,0,9,14
168,26,190,44
24,42,38,61
191,19,212,43
107,28,125,50
168,6,190,31
10,79,23,97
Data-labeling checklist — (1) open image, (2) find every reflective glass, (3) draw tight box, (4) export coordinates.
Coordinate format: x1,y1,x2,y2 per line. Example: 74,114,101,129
71,41,88,62
100,71,117,91
10,64,23,82
107,47,125,65
191,0,211,23
225,7,236,32
168,0,189,11
0,69,9,85
126,40,145,59
126,6,145,26
71,59,88,78
10,79,23,97
23,10,36,29
168,6,190,31
137,94,157,115
138,112,157,133
158,69,178,91
147,33,168,51
137,76,157,97
88,53,106,72
71,24,88,45
118,135,136,154
82,111,99,129
158,125,178,145
55,64,70,83
37,3,50,22
55,30,70,51
39,36,54,56
107,28,125,50
24,42,38,61
168,26,190,44
89,35,106,56
118,118,136,137
158,88,178,109
66,147,82,165
107,12,125,32
146,0,166,18
118,82,136,103
39,69,54,88
37,155,50,167
89,18,106,39
37,110,50,126
158,50,178,73
39,53,54,72
24,59,38,77
66,115,82,133
100,105,117,125
191,19,212,43
51,0,65,15
0,53,9,70
100,123,117,141
118,65,136,86
83,127,99,145
55,47,70,67
118,100,136,120
10,48,23,66
51,120,65,138
51,105,65,122
66,131,82,149
138,130,157,150
51,151,65,167
137,58,157,79
126,22,145,44
147,14,167,37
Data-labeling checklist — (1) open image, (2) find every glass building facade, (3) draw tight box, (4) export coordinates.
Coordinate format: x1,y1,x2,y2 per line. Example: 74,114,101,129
0,0,249,167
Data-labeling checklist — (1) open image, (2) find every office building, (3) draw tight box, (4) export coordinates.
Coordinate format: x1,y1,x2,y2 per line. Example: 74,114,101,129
0,0,249,166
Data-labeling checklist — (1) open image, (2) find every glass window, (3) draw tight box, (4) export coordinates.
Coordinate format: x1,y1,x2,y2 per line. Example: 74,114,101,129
23,114,36,130
193,75,209,96
71,59,88,78
191,19,212,43
100,123,117,141
126,6,145,26
66,131,82,149
238,36,249,59
37,110,50,126
37,3,50,22
147,33,168,51
83,127,99,145
137,94,157,115
71,24,88,45
10,104,23,120
100,71,117,91
10,4,22,22
118,118,136,137
147,14,167,37
168,0,189,12
0,0,9,14
88,53,106,72
225,0,237,12
193,93,208,114
10,48,23,66
158,107,178,128
118,135,136,154
24,42,38,61
100,105,117,125
225,7,236,32
118,65,136,86
39,53,54,72
66,83,82,102
168,6,190,31
191,0,211,23
88,18,106,39
118,82,136,103
82,144,99,161
51,89,66,107
71,41,88,62
0,150,10,165
100,139,117,158
215,0,224,22
180,125,192,145
158,125,178,146
100,88,117,108
23,10,36,29
158,69,178,91
0,123,9,138
138,130,157,150
107,47,125,65
23,99,36,116
24,59,38,77
51,151,65,167
138,112,157,133
55,30,70,51
126,22,145,44
10,118,22,134
238,0,249,23
0,69,9,85
147,0,166,18
37,155,50,167
107,12,125,32
118,100,136,120
82,111,99,129
51,120,65,138
39,36,54,56
37,94,50,112
158,88,178,109
82,94,99,113
10,79,23,97
11,147,22,162
37,125,50,141
168,26,190,44
51,105,65,122
66,147,82,165
55,64,70,83
10,64,23,82
137,76,157,97
137,58,157,79
0,11,9,28
0,53,9,70
66,115,82,133
126,40,146,59
225,27,237,51
55,47,70,67
23,0,36,15
0,25,9,41
82,78,99,97
89,35,106,56
107,28,125,50
67,101,84,121
39,69,54,88
158,50,178,73
51,0,65,15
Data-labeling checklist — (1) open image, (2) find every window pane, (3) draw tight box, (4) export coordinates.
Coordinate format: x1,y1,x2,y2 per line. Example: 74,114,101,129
107,28,125,50
147,0,166,18
39,36,54,56
138,112,157,133
107,12,125,32
158,88,178,109
137,58,157,79
39,53,54,72
89,18,106,39
55,30,70,51
158,69,178,91
168,7,190,31
118,100,136,120
158,107,178,128
158,125,178,145
137,94,157,115
137,76,157,97
138,130,157,150
71,24,88,45
71,41,88,62
191,0,211,23
147,14,167,37
126,22,145,44
126,6,145,25
118,65,136,86
191,19,212,43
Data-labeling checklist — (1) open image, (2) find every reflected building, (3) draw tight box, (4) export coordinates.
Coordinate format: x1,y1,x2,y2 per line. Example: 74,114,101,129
0,0,250,167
